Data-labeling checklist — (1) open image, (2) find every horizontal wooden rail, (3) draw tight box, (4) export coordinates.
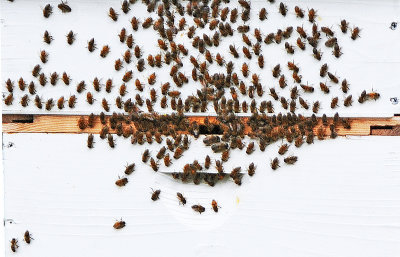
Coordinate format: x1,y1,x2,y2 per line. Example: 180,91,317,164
2,114,400,136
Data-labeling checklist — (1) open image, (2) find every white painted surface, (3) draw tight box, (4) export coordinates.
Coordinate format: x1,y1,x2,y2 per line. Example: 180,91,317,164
2,133,400,257
1,0,400,116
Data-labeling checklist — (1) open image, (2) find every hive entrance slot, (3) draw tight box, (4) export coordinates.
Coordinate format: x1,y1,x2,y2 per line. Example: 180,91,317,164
199,125,223,135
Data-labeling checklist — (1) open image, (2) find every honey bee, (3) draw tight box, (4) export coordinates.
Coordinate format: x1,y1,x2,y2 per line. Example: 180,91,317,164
18,77,26,91
269,87,279,101
333,44,342,58
330,97,339,109
292,72,302,83
66,30,75,45
264,33,274,44
278,144,289,155
341,118,351,129
67,95,76,108
284,156,298,164
229,45,239,58
177,193,186,205
325,37,337,48
295,136,304,147
58,1,71,12
229,8,238,23
24,230,33,244
122,70,132,82
340,19,349,33
32,65,41,77
312,101,320,113
100,45,110,58
317,126,325,140
259,7,268,20
20,94,29,107
149,157,158,172
312,48,322,60
330,124,338,139
10,238,18,252
4,93,13,105
328,72,339,83
109,7,118,21
87,38,96,52
297,26,307,38
102,98,109,112
308,8,317,22
248,162,256,176
272,64,281,78
45,98,54,110
113,219,126,229
296,38,306,50
142,17,153,29
28,81,36,95
295,6,304,18
283,26,293,39
43,4,53,18
343,95,353,107
121,0,130,13
279,2,287,16
271,157,280,170
351,27,361,40
242,63,249,77
43,30,53,44
367,91,380,100
40,50,48,63
358,90,367,103
319,82,330,94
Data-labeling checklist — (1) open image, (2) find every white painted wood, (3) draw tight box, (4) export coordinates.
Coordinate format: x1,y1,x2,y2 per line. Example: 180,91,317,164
3,133,400,256
1,0,400,116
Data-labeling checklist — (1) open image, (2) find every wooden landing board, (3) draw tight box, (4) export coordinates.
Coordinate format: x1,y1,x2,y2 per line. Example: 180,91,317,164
2,114,400,136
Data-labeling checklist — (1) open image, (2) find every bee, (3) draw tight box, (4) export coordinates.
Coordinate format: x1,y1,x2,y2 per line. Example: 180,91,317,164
68,95,76,108
269,88,279,101
40,50,48,63
246,142,255,154
301,83,314,93
325,38,337,48
146,99,153,112
333,44,342,58
330,124,338,139
4,93,13,105
294,135,304,147
287,61,299,73
285,42,295,54
33,95,42,109
10,238,18,252
32,65,41,77
106,134,115,148
272,64,281,78
297,26,307,38
243,46,252,59
49,72,58,86
121,0,130,13
149,157,158,172
256,54,265,69
320,82,330,94
312,48,322,60
264,33,275,44
358,90,367,103
312,101,320,113
91,77,101,92
242,63,249,77
75,80,86,93
230,8,238,23
39,73,47,87
86,92,94,104
317,126,325,140
57,96,65,110
192,204,205,214
66,30,75,45
102,98,109,112
308,8,317,22
278,144,289,155
45,98,54,110
109,7,118,21
229,45,239,58
142,17,153,29
87,38,96,52
340,19,349,33
279,2,287,16
23,230,33,244
43,4,53,18
211,200,220,212
27,81,36,95
296,37,306,50
85,133,94,148
20,94,29,107
274,30,283,44
295,6,304,18
367,91,380,100
177,193,186,205
58,1,71,12
344,95,353,107
331,97,339,109
297,97,308,110
351,27,361,40
100,45,110,58
284,156,298,164
328,72,339,83
150,189,161,201
248,162,256,176
321,26,334,37
290,86,299,99
341,118,351,129
271,157,280,170
306,132,314,144
259,8,267,20
113,219,125,229
122,71,132,82
18,77,26,91
283,26,293,39
134,45,142,58
43,30,53,44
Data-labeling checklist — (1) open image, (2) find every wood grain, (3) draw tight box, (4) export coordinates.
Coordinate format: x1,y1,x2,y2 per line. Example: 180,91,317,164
3,114,400,136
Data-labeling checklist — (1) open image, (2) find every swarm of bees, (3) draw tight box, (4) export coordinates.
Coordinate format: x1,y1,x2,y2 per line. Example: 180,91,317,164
4,0,381,226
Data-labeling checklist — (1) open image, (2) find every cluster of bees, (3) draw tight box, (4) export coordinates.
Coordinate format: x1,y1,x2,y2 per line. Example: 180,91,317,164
9,231,33,253
3,0,381,233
